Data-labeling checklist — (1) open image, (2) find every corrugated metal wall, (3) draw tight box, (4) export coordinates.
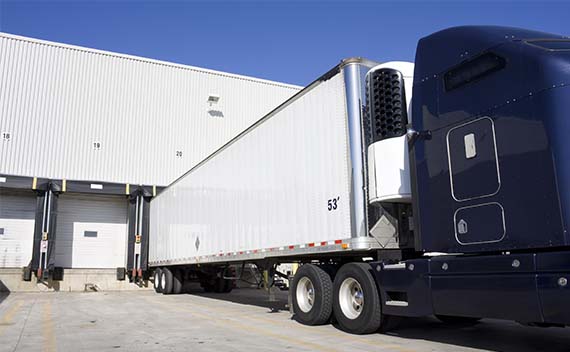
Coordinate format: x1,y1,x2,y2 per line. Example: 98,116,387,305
0,33,301,186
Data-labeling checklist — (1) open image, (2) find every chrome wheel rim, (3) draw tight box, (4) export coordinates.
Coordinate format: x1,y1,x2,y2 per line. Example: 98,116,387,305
296,277,315,313
339,278,364,319
161,271,166,290
154,272,160,289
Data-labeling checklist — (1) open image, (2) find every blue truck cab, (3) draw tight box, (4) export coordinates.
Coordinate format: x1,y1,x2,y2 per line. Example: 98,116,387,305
372,26,570,327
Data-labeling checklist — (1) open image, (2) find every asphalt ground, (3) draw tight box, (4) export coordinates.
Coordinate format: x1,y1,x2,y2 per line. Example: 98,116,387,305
0,286,569,352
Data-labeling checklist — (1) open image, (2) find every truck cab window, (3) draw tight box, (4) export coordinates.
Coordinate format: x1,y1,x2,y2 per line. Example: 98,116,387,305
444,52,506,91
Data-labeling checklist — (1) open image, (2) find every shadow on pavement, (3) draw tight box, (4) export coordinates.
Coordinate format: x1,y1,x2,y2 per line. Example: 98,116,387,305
184,283,289,312
0,279,10,305
380,316,570,352
176,283,570,351
185,284,570,351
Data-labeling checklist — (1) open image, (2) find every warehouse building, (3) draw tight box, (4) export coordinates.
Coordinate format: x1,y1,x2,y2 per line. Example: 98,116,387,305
0,32,301,290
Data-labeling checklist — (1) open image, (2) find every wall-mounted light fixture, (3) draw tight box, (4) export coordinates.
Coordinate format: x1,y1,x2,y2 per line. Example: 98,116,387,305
207,94,220,105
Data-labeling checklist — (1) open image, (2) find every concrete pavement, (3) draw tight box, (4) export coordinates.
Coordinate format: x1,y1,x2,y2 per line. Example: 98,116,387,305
0,287,568,352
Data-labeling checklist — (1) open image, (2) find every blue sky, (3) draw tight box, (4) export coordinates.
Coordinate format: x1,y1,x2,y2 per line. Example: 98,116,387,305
1,0,569,86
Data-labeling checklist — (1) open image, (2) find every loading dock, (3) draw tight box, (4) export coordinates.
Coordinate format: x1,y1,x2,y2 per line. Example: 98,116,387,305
55,194,128,269
0,190,36,268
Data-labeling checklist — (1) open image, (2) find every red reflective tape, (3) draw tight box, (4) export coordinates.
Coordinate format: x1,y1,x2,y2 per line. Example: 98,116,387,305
308,243,315,247
253,250,258,253
334,240,342,244
321,241,327,246
288,245,295,249
239,251,243,255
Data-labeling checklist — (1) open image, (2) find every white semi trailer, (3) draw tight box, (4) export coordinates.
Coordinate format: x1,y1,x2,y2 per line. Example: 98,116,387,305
149,56,412,324
150,27,570,334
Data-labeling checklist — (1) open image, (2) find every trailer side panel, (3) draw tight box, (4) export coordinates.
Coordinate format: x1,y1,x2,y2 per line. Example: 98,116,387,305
149,71,355,265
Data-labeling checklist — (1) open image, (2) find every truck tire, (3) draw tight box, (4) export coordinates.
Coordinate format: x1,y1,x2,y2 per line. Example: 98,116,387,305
223,279,234,293
214,277,225,293
161,267,174,295
436,315,481,326
332,262,382,334
201,282,214,292
212,277,233,293
291,264,333,326
154,268,163,293
172,269,183,294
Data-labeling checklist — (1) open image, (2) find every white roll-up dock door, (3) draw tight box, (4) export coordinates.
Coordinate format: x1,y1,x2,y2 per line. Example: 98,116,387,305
0,190,36,268
55,194,127,269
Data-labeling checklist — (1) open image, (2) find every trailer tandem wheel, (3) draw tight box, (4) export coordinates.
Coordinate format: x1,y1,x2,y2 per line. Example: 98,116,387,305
161,267,174,295
223,278,234,293
291,264,333,325
153,268,163,293
333,262,383,334
172,269,183,294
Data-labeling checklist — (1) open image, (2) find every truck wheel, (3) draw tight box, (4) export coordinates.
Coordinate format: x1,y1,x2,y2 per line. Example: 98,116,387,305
154,268,163,293
436,315,481,326
172,269,183,294
291,264,333,325
203,283,214,293
333,262,382,334
213,277,232,293
213,278,223,293
161,267,174,295
223,279,234,293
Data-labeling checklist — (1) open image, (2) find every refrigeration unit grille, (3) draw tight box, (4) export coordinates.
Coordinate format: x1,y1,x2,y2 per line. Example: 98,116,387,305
367,68,408,142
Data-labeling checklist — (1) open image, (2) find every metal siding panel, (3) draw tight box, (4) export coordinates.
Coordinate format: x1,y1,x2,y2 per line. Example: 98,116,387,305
0,190,36,268
0,33,301,186
149,72,351,264
55,194,128,268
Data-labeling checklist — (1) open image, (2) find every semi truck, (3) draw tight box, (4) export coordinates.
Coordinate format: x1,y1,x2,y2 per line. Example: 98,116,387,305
148,26,570,334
